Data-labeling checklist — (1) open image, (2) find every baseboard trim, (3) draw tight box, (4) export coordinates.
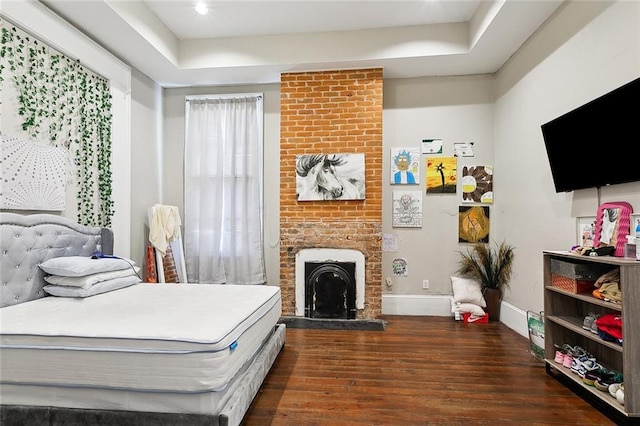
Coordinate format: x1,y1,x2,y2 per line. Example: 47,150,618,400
381,294,528,338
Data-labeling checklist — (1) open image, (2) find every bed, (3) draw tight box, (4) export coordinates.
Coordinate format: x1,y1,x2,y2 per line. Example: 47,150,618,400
0,212,285,426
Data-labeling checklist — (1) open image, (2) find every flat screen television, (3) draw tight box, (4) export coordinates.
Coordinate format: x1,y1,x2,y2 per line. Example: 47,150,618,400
540,77,640,192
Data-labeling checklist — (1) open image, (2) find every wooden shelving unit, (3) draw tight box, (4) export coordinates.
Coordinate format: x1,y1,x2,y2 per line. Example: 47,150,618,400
543,251,640,424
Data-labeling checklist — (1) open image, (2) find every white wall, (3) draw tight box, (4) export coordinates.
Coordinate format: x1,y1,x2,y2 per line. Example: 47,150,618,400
129,69,163,267
381,75,495,296
1,0,132,257
493,0,640,315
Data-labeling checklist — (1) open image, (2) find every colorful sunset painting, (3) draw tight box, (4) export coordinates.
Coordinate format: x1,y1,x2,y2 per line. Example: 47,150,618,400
426,156,457,193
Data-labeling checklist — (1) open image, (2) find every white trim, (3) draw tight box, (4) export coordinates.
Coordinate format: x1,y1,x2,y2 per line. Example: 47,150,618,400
381,294,528,338
382,294,452,316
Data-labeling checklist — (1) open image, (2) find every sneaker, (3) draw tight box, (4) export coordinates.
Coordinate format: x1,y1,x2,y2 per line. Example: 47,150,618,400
591,318,600,334
594,371,623,392
582,313,597,331
609,383,624,405
610,382,623,398
616,384,625,405
571,356,597,376
583,368,608,386
554,350,565,363
576,358,601,378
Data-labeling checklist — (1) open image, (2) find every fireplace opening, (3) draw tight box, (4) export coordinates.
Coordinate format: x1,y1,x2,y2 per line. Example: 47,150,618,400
295,248,364,318
305,261,356,319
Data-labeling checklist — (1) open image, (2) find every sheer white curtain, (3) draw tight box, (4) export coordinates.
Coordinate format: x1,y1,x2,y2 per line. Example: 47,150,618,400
184,94,266,284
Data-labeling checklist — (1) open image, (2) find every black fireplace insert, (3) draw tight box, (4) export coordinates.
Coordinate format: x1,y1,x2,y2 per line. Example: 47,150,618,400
304,261,356,319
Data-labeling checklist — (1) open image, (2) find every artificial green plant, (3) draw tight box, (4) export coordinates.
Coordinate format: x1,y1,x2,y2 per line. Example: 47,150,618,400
0,20,114,226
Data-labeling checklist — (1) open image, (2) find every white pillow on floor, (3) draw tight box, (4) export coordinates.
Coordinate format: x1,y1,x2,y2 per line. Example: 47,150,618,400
450,276,486,308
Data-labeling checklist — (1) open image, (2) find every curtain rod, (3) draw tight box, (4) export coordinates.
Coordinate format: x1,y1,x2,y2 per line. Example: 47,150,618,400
186,93,263,101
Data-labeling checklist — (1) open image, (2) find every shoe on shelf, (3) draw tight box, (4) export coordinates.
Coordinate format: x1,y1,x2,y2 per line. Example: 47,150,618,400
595,371,623,392
554,350,565,363
616,384,625,405
576,358,602,378
609,382,622,398
582,313,597,331
562,353,573,368
554,344,591,369
590,319,599,334
609,382,624,399
583,368,610,387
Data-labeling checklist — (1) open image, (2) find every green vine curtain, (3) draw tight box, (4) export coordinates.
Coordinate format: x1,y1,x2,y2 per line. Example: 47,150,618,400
0,18,114,227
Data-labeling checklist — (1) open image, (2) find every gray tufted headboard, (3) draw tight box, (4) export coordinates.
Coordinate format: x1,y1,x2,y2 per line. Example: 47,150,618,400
0,213,113,308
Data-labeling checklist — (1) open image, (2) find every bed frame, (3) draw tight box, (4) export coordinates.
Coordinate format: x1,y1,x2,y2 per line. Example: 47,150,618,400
0,212,285,426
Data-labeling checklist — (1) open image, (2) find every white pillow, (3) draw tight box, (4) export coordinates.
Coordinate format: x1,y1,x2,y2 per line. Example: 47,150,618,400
40,256,135,277
451,276,486,308
44,266,141,288
44,276,141,298
452,301,486,317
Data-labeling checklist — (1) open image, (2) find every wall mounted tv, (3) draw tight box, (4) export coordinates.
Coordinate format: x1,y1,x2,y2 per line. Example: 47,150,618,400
540,77,640,193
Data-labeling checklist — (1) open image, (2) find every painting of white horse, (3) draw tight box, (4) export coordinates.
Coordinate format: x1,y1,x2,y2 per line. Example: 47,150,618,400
296,153,365,201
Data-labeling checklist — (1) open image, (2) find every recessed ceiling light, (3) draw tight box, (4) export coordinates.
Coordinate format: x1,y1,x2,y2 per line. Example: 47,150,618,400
195,3,208,15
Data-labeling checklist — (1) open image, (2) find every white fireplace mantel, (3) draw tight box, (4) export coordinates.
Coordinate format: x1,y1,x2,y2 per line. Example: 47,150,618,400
295,248,365,317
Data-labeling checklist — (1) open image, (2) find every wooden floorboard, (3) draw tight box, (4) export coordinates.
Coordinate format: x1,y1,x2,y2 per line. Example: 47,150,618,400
242,315,616,425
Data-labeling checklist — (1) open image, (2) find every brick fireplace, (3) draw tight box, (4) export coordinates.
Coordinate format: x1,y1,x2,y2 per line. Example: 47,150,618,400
279,69,383,320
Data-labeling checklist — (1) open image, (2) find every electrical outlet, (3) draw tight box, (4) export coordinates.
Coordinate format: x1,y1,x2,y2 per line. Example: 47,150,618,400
422,279,429,289
385,277,393,287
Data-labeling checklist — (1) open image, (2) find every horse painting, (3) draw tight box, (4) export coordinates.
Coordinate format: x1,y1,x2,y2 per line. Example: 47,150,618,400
296,154,364,201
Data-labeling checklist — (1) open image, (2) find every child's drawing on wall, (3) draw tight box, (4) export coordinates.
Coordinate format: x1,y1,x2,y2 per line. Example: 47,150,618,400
390,148,419,185
458,205,490,243
461,165,493,204
426,156,457,193
392,258,408,277
392,190,422,228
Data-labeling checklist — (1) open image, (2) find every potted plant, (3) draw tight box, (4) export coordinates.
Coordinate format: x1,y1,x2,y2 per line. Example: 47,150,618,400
456,240,515,321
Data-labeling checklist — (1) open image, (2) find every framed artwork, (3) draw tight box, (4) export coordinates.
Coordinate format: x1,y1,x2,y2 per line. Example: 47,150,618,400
392,190,422,228
296,153,365,201
461,165,493,204
593,202,633,257
576,216,597,248
426,156,457,194
390,148,420,185
458,206,490,243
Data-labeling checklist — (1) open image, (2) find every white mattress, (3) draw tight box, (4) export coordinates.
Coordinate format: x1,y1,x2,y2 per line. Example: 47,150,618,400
0,284,281,395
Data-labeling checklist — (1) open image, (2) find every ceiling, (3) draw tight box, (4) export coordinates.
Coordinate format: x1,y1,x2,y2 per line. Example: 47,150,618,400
39,0,565,88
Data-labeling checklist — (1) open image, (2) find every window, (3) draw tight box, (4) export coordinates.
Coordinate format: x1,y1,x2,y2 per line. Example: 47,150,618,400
183,94,265,284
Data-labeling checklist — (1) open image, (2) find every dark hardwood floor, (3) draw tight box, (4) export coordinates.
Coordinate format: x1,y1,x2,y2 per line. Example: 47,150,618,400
243,315,616,425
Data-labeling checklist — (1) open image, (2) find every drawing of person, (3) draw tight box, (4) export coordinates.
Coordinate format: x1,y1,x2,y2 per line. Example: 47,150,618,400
393,150,416,184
